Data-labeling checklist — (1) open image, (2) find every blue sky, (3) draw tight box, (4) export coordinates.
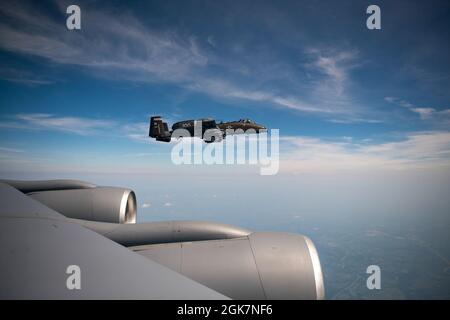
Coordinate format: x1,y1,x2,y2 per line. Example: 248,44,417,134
2,1,450,298
0,0,449,177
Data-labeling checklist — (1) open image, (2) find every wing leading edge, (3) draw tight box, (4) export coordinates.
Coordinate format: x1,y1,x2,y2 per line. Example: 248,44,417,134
0,182,228,299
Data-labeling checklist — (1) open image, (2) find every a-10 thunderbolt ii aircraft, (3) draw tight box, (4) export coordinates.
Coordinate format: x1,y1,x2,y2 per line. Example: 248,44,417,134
0,179,324,299
149,116,267,143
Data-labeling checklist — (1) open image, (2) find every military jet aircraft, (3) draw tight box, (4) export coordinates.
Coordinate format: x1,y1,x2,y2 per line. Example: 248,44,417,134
0,179,324,299
149,116,267,143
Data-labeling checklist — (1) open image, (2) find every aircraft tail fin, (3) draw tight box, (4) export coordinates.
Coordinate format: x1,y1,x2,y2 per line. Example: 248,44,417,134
149,116,172,142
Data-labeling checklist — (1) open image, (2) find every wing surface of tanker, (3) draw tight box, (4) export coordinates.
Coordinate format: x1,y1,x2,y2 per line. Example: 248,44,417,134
0,179,324,300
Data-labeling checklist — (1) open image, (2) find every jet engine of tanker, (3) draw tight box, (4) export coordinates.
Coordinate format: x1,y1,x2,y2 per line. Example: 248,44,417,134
0,179,324,300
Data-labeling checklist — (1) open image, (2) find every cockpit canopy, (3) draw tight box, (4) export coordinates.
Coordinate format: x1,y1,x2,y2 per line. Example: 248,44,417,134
238,119,255,124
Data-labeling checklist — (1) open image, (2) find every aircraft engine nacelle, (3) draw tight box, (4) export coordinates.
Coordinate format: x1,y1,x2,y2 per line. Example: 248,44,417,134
203,128,223,143
1,179,325,299
133,232,325,300
28,187,137,224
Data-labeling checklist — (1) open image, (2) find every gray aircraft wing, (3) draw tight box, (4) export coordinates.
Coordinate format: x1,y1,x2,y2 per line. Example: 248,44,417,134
0,179,324,300
0,182,227,299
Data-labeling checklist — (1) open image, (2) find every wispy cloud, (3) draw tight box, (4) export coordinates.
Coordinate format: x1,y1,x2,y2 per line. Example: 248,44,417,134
0,113,166,142
0,1,368,118
303,48,361,115
0,114,115,135
122,120,181,144
1,128,449,175
186,78,330,113
121,122,151,142
0,67,55,86
184,46,365,117
384,96,450,121
0,147,24,153
327,118,383,124
410,107,436,119
0,2,207,82
306,48,356,94
384,96,415,108
281,131,450,172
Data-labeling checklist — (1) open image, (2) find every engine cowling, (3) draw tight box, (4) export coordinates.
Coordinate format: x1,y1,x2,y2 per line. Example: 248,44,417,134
1,179,325,299
28,187,136,224
68,219,325,299
132,232,325,300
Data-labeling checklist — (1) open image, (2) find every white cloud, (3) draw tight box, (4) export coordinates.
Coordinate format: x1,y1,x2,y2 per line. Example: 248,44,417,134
398,100,414,108
121,122,152,142
384,96,450,122
187,79,330,114
327,118,383,124
0,147,24,153
306,48,357,95
281,131,450,173
141,203,151,208
272,96,330,113
384,97,415,109
207,36,216,48
384,97,396,103
385,97,411,108
0,67,55,86
0,2,208,83
2,129,449,175
410,107,436,119
164,202,173,207
0,114,115,135
0,2,367,118
316,56,346,81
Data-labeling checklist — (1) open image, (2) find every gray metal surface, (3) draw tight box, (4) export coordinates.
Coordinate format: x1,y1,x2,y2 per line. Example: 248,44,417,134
133,232,325,300
0,179,325,300
73,219,251,247
134,238,265,299
28,187,137,224
304,236,325,300
248,232,324,300
0,179,96,193
0,182,228,299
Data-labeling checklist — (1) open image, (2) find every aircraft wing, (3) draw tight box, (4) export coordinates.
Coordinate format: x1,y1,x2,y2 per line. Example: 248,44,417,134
0,179,324,300
0,182,228,299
